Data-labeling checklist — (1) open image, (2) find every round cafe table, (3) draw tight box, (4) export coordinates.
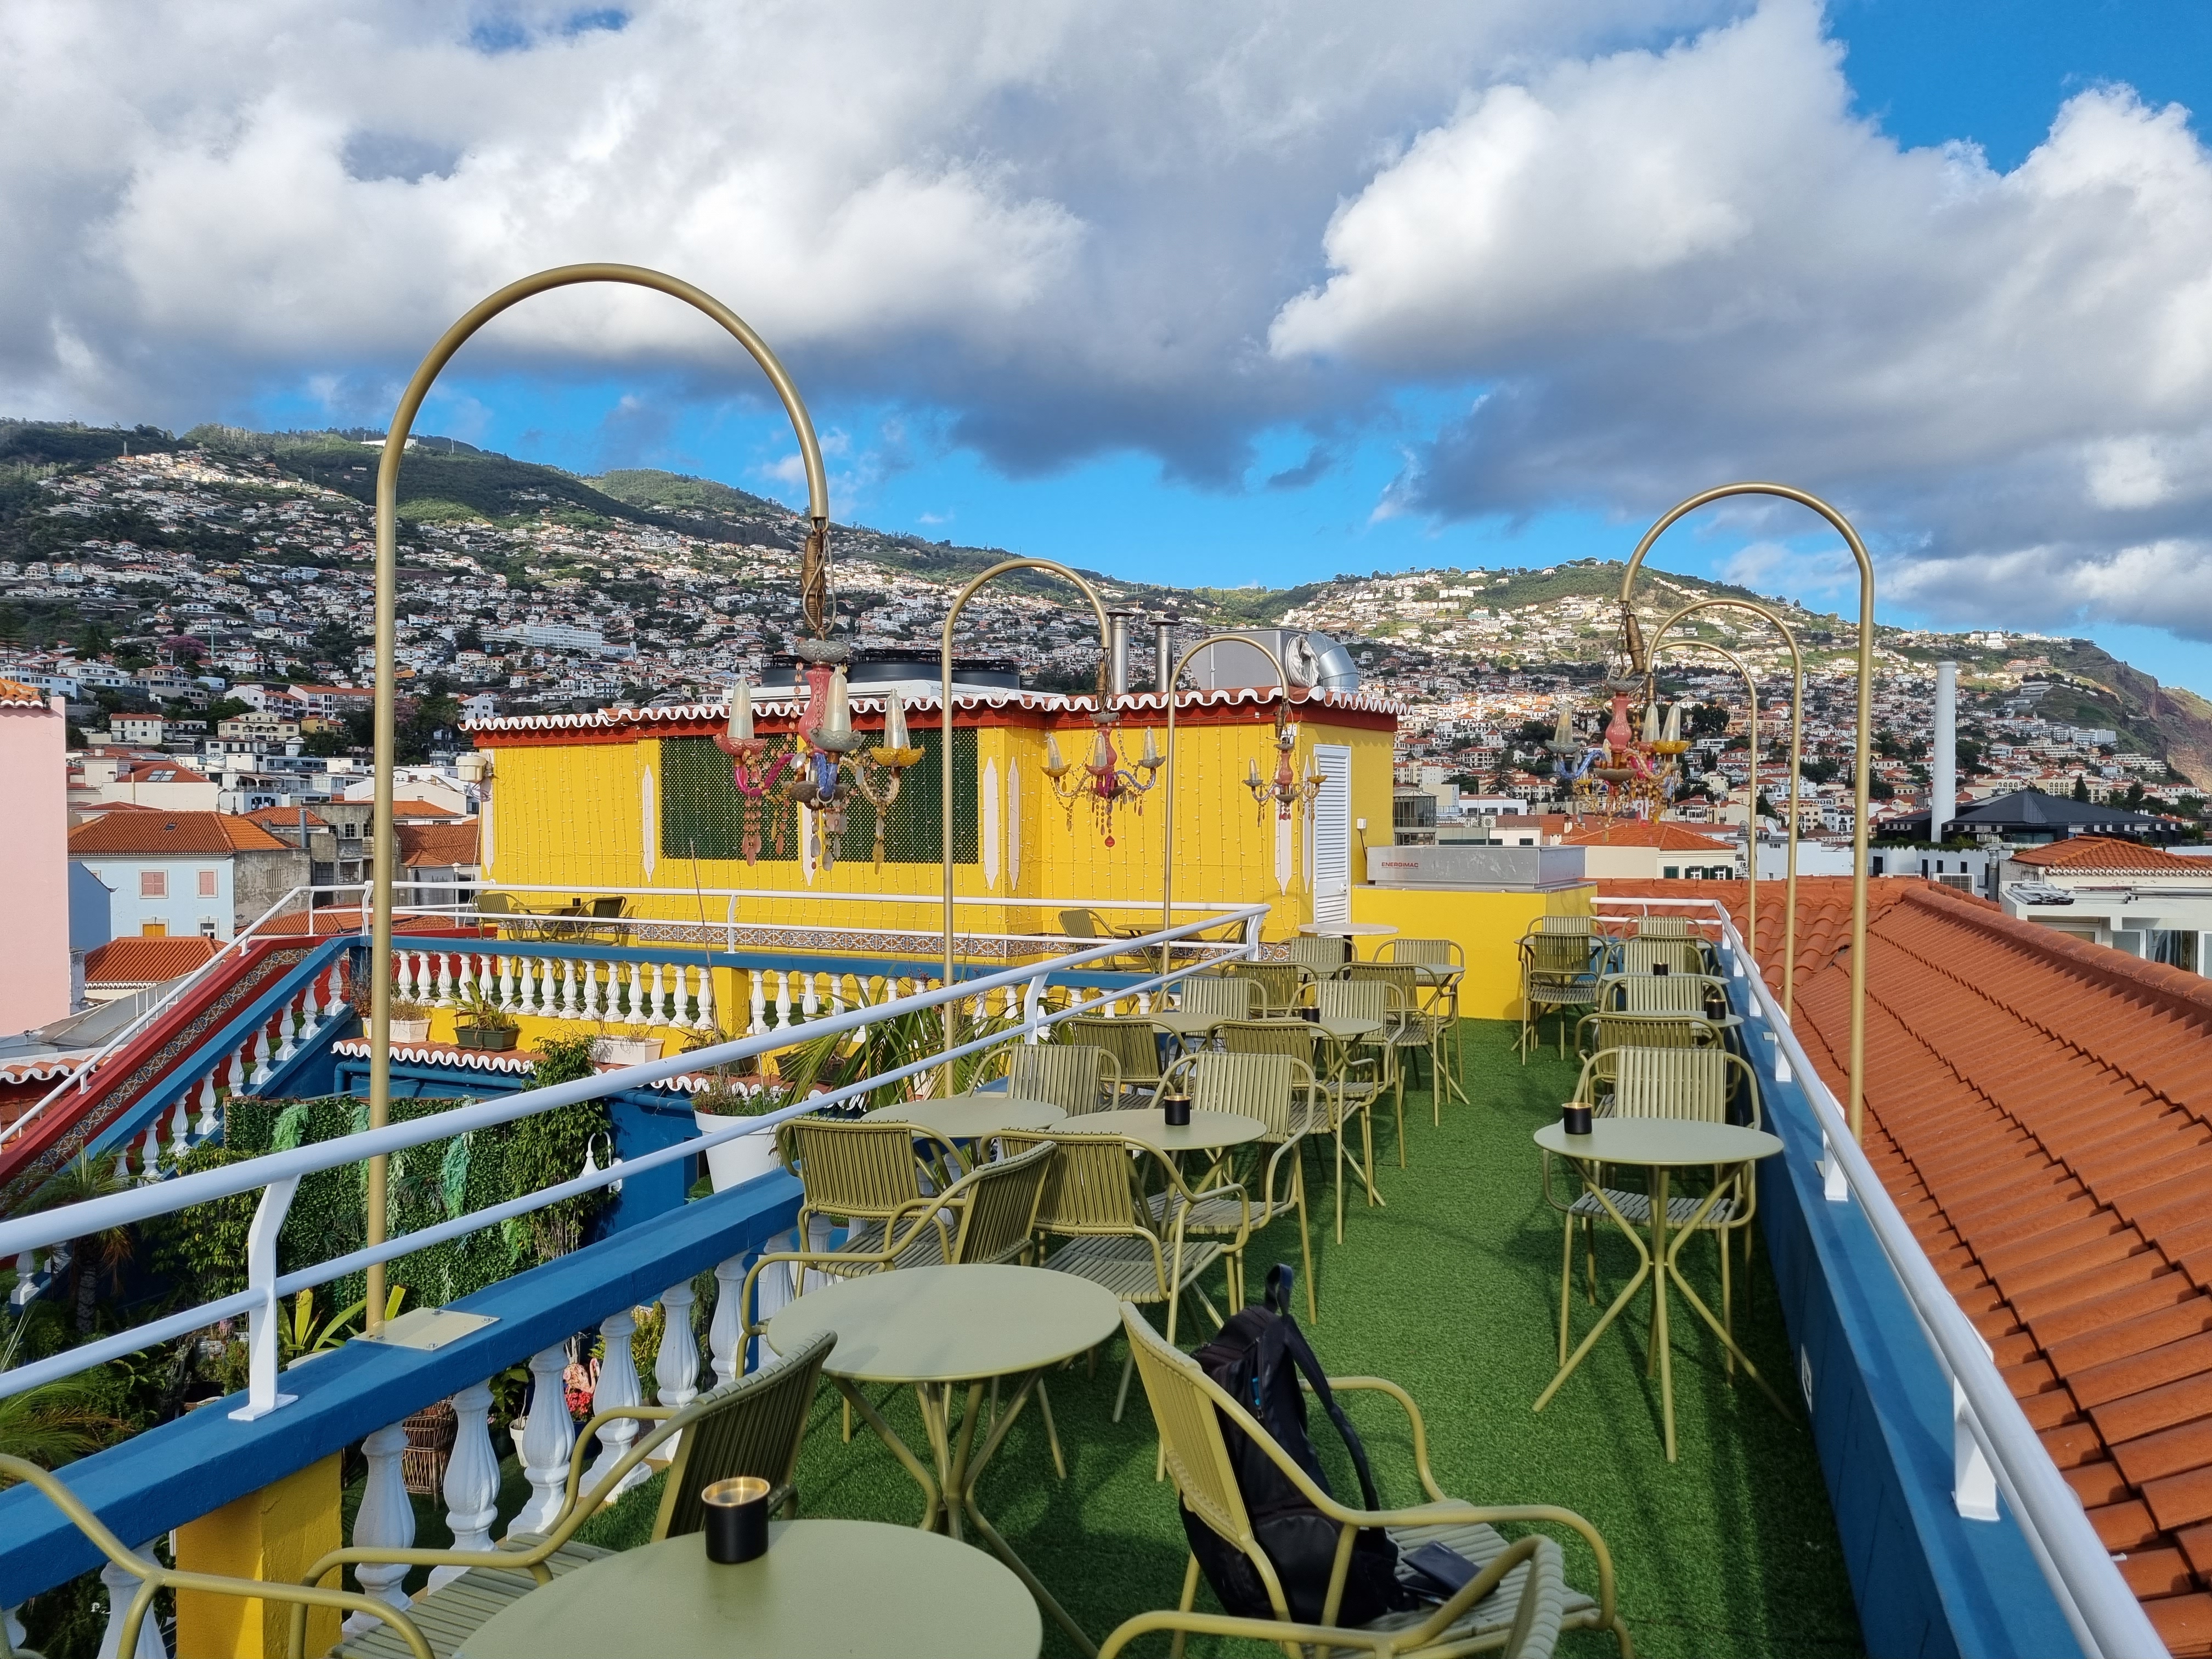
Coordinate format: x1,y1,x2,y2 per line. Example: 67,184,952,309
1057,1107,1266,1155
861,1093,1065,1141
1531,1118,1787,1462
764,1265,1118,1656
452,1520,1040,1658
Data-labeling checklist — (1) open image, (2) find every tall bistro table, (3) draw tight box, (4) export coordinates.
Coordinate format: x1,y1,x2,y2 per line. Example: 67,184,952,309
1531,1118,1789,1462
764,1263,1120,1655
453,1519,1040,1658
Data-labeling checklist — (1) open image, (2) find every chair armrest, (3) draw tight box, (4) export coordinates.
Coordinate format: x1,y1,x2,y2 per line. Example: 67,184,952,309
1314,1375,1444,1502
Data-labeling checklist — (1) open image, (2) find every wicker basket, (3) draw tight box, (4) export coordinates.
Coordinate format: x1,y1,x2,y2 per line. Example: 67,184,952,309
401,1401,457,1496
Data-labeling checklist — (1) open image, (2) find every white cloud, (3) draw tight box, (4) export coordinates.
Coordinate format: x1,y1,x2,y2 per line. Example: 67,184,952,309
1270,0,2212,637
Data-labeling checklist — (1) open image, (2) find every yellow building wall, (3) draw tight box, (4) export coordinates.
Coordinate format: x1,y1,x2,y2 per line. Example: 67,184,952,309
1350,883,1595,1020
479,708,1393,956
174,1454,342,1658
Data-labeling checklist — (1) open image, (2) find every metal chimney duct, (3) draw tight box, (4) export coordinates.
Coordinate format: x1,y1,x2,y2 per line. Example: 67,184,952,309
1106,608,1135,699
1154,616,1177,694
1932,660,1957,842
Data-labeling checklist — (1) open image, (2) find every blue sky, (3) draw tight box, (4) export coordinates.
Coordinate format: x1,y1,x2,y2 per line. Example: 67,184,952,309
13,2,2212,692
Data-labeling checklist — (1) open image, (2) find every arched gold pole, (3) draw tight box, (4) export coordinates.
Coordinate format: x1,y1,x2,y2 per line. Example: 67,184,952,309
1646,639,1760,986
1618,483,1875,1143
1644,598,1805,1015
939,561,1113,1088
1157,633,1298,970
369,265,831,1328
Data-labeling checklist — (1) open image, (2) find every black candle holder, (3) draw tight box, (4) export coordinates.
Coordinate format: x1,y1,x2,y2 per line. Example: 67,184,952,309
702,1475,770,1564
1561,1103,1593,1136
1162,1092,1193,1127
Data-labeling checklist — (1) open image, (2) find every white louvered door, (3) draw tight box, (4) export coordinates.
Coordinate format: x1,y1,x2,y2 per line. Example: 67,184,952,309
1311,743,1352,924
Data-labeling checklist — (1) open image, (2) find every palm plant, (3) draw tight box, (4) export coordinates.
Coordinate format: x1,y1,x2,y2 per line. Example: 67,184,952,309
778,995,1022,1112
24,1155,138,1335
0,1376,119,1474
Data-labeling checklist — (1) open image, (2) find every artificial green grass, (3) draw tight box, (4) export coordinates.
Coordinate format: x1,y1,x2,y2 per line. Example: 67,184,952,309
574,1020,1864,1657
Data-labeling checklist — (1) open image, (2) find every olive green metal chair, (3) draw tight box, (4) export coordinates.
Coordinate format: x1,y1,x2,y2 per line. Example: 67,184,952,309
1218,1017,1380,1244
1616,936,1705,977
1176,974,1255,1023
1317,977,1409,1173
0,1456,427,1659
1593,972,1725,1015
1059,907,1152,969
315,1331,836,1658
1000,1128,1248,1423
1103,1306,1629,1659
1389,936,1466,1076
1633,915,1694,938
1343,961,1464,1120
1224,959,1313,1016
1062,1014,1165,1104
778,1117,960,1272
1152,1051,1324,1319
1517,927,1602,1062
999,1040,1121,1116
1285,934,1348,973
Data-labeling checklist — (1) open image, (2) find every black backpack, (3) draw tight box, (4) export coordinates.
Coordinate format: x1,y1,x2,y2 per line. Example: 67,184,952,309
1180,1266,1421,1627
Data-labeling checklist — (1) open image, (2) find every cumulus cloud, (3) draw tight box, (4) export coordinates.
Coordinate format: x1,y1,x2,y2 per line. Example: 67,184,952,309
1269,0,2212,637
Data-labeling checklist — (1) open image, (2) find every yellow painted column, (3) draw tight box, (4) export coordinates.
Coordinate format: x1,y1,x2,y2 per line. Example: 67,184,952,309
174,1453,343,1658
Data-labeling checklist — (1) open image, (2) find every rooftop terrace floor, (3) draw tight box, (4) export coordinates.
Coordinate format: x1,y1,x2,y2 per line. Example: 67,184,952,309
469,1022,1865,1656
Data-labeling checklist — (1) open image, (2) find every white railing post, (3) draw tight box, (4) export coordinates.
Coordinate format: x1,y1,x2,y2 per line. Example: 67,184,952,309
344,1421,415,1633
800,973,819,1022
430,1380,499,1590
583,1308,648,1497
697,967,717,1034
1955,1333,2000,1521
95,1542,164,1659
497,955,516,1014
508,1344,575,1538
583,961,604,1022
193,1075,219,1140
748,972,766,1035
229,1176,300,1421
774,972,792,1030
647,962,667,1026
656,1281,700,1432
710,1256,747,1389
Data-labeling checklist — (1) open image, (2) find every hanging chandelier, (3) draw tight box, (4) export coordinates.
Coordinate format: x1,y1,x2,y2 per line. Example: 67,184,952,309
716,674,923,871
1042,710,1163,848
1244,714,1323,821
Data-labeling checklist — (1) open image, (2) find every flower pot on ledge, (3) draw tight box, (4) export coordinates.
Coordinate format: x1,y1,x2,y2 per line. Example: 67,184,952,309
590,1036,667,1067
455,1023,520,1051
389,1018,431,1045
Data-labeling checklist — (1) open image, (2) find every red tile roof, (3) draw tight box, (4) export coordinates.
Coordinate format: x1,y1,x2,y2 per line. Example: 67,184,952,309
67,811,291,855
397,821,479,868
390,799,463,820
82,936,223,984
245,805,330,830
1600,876,2212,1644
2012,837,2210,875
0,678,50,707
1560,819,1737,851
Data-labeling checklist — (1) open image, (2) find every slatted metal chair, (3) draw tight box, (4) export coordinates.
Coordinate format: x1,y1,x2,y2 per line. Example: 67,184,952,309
1177,974,1255,1023
778,1118,959,1273
1147,1050,1325,1320
1285,934,1348,974
1218,1018,1379,1244
1389,936,1465,1075
1545,1046,1763,1367
1517,928,1601,1062
1059,907,1152,969
1062,1014,1164,1104
999,1128,1247,1422
1343,961,1463,1120
1318,977,1409,1174
1594,973,1720,1014
1633,915,1694,938
1000,1040,1120,1116
315,1331,836,1659
1223,960,1313,1017
1102,1307,1629,1659
1616,936,1705,977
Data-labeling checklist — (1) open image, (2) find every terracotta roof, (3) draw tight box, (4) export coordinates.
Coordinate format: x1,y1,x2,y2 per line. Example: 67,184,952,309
1559,820,1737,851
2012,837,2209,876
1600,876,2212,1644
115,761,210,785
245,805,331,830
390,799,463,820
397,821,479,868
67,811,291,856
253,908,470,936
0,678,50,707
82,936,223,984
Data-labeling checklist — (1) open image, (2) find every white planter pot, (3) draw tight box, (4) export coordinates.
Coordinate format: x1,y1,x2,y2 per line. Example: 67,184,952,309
390,1018,431,1044
695,1111,782,1192
591,1036,667,1066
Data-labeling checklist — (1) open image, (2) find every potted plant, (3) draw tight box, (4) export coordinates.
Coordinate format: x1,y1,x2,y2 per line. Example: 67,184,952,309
590,1022,665,1068
388,1000,432,1045
453,983,520,1051
690,1065,792,1192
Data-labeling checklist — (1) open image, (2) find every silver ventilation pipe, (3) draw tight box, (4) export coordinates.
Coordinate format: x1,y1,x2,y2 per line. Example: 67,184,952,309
1154,616,1177,693
1106,608,1135,699
1932,660,1957,842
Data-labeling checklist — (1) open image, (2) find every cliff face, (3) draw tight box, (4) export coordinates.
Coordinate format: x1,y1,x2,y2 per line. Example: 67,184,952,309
2051,641,2212,788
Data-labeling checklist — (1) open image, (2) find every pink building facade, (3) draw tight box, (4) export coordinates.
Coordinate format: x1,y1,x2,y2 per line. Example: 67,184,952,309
0,682,71,1031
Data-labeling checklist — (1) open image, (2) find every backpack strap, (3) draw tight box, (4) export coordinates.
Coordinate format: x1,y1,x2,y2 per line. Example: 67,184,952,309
1276,1304,1385,1513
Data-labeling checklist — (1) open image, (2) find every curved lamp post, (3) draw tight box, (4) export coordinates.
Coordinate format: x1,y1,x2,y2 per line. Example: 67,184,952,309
938,560,1114,1080
1644,597,1807,1014
1156,633,1304,966
1617,483,1875,1141
368,264,831,1327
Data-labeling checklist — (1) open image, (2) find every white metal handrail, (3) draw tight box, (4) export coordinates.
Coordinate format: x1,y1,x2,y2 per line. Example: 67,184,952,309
0,904,1266,1416
1596,897,2165,1659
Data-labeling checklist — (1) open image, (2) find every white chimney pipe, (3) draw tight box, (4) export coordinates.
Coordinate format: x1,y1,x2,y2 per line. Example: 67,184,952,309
1932,660,1956,843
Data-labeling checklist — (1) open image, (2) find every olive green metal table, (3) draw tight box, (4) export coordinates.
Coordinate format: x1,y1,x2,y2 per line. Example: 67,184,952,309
453,1520,1040,1657
1531,1118,1787,1461
1057,1107,1266,1155
862,1093,1065,1140
764,1263,1119,1655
